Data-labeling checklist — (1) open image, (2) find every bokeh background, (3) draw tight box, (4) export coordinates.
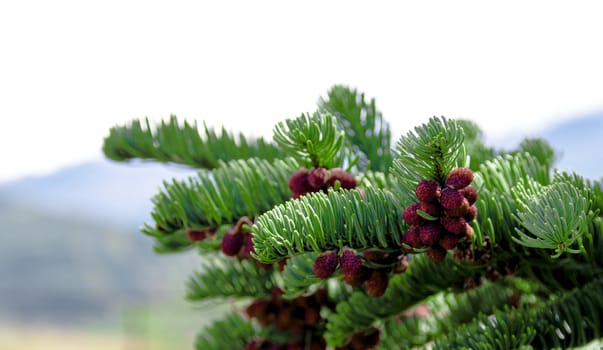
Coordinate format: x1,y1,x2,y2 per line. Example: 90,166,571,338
1,1,602,349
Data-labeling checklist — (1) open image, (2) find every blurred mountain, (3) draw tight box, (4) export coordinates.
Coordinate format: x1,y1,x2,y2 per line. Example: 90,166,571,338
0,160,200,325
0,159,198,227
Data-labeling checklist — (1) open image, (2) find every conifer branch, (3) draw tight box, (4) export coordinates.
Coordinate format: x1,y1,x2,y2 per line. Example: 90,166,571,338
103,116,284,169
272,112,346,169
379,280,518,349
186,256,277,301
319,85,393,172
434,278,603,349
391,116,467,199
472,152,551,247
194,311,255,350
513,181,595,257
143,157,299,252
324,254,477,346
251,187,406,263
280,252,323,299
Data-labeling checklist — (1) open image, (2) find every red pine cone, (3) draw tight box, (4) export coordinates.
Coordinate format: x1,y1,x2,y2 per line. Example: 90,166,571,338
445,167,474,189
288,169,311,198
440,188,465,211
308,167,329,190
221,232,245,256
313,250,339,279
440,216,467,235
403,202,425,226
464,204,478,222
186,228,208,242
415,180,441,203
420,201,442,217
459,185,478,205
419,222,442,246
445,198,470,217
402,226,422,249
340,248,363,278
326,168,357,189
365,269,389,297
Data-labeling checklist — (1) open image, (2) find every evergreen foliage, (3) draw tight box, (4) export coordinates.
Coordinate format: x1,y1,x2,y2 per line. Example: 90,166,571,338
104,85,603,349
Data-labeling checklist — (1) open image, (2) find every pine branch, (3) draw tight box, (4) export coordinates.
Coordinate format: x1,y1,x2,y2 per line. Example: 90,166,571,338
512,181,595,258
434,278,603,349
324,254,477,347
186,256,276,301
280,252,323,299
103,116,285,169
433,306,537,350
517,138,556,170
319,85,393,172
251,187,406,264
391,116,467,199
194,311,255,350
472,152,551,247
143,157,299,252
379,280,518,349
273,112,346,169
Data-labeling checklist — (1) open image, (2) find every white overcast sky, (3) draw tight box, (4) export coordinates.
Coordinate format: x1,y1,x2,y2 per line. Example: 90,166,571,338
1,1,602,183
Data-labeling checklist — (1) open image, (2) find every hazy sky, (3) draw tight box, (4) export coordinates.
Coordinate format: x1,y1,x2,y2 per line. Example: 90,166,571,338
1,1,602,183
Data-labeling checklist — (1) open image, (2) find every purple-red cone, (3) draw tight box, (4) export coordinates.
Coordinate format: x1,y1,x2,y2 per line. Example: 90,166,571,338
403,202,425,226
445,167,474,189
419,222,442,246
313,250,339,279
221,232,245,256
327,168,357,189
308,167,329,190
340,249,363,277
415,180,441,203
365,269,389,297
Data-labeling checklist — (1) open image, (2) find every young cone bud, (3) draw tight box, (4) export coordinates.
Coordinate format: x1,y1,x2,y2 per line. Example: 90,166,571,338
445,167,474,189
415,180,441,203
365,269,389,297
288,169,311,198
186,228,208,242
445,198,470,217
420,201,442,217
419,222,442,246
308,167,329,190
464,204,478,222
313,250,339,279
403,202,425,226
440,188,465,210
440,216,467,235
402,226,422,249
340,248,363,278
221,232,245,256
326,168,357,189
460,186,478,205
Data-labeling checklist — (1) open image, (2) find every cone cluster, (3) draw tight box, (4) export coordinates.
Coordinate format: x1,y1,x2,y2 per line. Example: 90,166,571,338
289,167,357,199
245,287,331,350
401,168,478,262
313,247,407,298
221,217,272,269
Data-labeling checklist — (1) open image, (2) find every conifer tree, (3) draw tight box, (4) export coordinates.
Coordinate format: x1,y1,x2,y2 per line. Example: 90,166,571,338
103,85,603,349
